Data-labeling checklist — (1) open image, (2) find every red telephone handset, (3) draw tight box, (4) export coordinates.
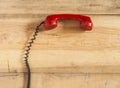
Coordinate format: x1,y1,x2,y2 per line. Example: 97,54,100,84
44,14,93,30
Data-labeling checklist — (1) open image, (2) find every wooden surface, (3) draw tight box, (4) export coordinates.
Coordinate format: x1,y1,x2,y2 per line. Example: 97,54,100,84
0,0,120,87
0,8,120,73
0,0,120,14
0,73,120,88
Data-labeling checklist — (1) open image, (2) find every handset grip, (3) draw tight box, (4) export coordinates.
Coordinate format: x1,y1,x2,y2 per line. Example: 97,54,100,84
44,14,93,30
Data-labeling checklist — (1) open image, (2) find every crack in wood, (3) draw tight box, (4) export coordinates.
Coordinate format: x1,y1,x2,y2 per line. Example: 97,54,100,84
7,59,10,72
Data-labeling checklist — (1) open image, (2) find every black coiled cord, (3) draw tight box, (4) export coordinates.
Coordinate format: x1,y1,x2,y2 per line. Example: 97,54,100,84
24,21,44,88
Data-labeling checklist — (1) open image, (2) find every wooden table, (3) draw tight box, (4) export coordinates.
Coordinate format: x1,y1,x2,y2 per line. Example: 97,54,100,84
0,0,120,88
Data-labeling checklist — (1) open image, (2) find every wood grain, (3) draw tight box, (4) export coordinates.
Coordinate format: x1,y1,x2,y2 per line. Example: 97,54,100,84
0,15,120,73
0,15,120,50
0,0,120,87
0,0,120,14
0,73,120,88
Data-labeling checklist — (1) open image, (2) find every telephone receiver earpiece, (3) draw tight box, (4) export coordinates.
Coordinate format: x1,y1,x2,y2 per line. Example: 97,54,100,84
44,14,93,30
